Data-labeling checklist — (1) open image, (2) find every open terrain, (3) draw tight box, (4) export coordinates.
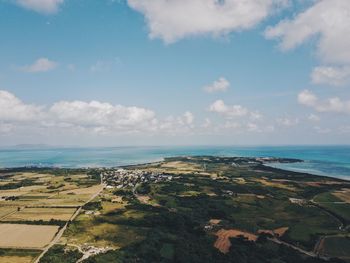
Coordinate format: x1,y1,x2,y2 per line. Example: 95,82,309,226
1,156,350,262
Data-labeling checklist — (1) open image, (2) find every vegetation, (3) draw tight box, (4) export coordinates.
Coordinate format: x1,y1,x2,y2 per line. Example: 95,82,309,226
39,245,83,263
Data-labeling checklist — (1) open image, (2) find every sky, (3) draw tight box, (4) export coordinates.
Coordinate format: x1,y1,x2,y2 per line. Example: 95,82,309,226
0,0,350,146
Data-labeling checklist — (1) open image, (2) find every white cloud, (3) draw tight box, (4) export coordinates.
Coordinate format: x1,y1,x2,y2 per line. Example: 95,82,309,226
308,113,320,122
202,118,212,128
15,0,64,14
0,90,43,121
49,100,157,132
128,0,289,43
183,111,194,125
0,90,198,136
311,66,350,86
21,58,57,73
221,121,274,133
209,99,248,118
250,111,263,121
297,89,317,107
157,111,196,135
204,77,230,93
298,89,350,114
277,117,299,127
265,0,350,65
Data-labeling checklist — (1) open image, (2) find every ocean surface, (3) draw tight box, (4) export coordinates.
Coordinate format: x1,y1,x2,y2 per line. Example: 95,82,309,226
0,146,349,180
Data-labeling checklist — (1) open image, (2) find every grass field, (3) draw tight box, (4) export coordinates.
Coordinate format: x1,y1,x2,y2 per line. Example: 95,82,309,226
322,236,350,262
0,248,40,263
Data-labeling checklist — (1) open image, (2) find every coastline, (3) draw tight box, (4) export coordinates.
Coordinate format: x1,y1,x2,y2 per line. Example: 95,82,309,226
1,155,349,183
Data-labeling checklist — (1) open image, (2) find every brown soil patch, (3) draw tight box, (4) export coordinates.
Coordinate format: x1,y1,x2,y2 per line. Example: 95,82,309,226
258,227,289,237
136,195,161,207
254,179,295,191
273,227,289,237
214,229,257,254
137,195,151,204
334,189,350,203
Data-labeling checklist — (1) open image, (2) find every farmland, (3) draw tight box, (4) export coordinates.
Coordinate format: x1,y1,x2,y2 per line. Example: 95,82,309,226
0,168,102,262
0,224,59,249
1,157,350,262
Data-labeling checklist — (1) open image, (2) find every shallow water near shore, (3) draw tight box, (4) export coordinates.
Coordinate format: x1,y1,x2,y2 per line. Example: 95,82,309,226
0,145,349,180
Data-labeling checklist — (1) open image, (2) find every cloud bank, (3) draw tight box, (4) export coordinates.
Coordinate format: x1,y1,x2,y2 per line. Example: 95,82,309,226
298,90,350,114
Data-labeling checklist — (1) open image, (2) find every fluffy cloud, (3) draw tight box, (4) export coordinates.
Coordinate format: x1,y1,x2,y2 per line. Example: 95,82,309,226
0,90,197,136
15,0,64,14
298,89,350,114
0,90,43,121
21,58,58,73
128,0,289,43
265,0,350,65
297,89,318,107
158,111,195,135
49,100,157,132
311,66,350,87
203,77,230,93
209,100,248,118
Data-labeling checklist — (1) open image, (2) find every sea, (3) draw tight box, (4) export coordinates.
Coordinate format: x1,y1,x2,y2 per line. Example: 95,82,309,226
0,145,349,180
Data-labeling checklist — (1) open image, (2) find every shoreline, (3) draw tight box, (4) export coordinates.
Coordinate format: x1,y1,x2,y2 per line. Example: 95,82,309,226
0,155,349,182
265,162,350,182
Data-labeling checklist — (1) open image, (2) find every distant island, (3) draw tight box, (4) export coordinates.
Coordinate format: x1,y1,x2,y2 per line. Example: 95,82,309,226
0,156,349,263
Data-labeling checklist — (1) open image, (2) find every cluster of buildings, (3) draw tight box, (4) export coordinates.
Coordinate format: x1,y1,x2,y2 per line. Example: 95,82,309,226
101,168,173,189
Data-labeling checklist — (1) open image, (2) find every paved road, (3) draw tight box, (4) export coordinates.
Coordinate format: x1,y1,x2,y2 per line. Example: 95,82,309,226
269,237,329,260
34,182,104,263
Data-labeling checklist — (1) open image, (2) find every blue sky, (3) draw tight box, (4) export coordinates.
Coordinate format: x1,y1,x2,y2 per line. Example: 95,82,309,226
0,0,349,146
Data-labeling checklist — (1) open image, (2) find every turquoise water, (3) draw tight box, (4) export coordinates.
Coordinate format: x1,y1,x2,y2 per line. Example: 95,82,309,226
0,146,349,180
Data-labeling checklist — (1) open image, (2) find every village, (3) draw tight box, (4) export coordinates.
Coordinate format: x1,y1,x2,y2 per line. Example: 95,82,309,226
101,168,173,189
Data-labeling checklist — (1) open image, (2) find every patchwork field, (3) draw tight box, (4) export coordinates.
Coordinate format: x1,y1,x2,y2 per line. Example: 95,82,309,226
0,167,102,262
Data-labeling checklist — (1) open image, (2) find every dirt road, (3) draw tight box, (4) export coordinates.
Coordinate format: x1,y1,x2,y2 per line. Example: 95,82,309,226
34,181,104,263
